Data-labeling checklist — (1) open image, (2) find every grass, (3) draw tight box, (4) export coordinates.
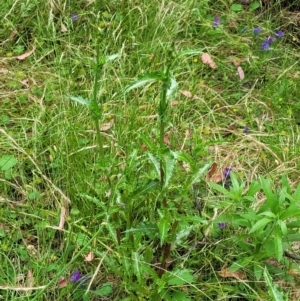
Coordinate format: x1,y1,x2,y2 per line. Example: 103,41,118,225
1,0,300,300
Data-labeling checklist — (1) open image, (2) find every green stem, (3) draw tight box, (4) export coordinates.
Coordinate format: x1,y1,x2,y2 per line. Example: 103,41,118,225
91,43,104,160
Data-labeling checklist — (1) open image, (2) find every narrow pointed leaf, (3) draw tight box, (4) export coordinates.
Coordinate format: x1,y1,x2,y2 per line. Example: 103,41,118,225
68,95,90,106
249,218,271,234
124,72,165,94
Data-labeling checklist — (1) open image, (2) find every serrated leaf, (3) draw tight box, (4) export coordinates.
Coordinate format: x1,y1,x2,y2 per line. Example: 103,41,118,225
129,179,159,199
0,155,18,171
148,152,160,178
163,152,176,188
182,162,211,191
132,252,142,282
249,218,271,234
263,267,288,301
123,72,165,94
166,75,178,100
67,95,90,106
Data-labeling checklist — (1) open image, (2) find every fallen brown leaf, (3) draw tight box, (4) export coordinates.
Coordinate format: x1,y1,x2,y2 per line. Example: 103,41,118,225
21,79,30,88
58,206,68,230
85,251,95,262
218,268,247,280
25,270,34,295
237,66,245,81
164,134,171,145
206,162,223,183
17,46,36,60
201,53,217,69
101,118,114,131
61,22,68,32
58,277,68,288
179,90,193,98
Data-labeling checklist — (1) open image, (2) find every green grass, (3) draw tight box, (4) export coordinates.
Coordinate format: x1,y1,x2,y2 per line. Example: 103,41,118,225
1,0,300,300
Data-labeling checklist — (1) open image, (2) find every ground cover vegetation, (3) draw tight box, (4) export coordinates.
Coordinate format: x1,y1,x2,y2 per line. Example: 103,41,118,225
1,0,300,300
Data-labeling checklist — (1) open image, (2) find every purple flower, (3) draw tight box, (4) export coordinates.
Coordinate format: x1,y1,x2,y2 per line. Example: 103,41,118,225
224,167,232,179
70,270,81,282
253,27,261,34
213,17,220,27
275,30,284,38
218,222,228,229
243,126,249,133
267,36,274,43
71,13,79,21
261,40,270,51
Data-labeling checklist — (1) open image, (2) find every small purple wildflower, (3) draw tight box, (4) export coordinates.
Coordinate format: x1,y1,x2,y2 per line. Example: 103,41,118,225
213,17,220,27
267,36,274,43
71,13,79,21
243,125,249,133
224,167,232,179
275,30,284,38
253,27,261,34
70,270,81,282
218,222,228,229
261,40,270,51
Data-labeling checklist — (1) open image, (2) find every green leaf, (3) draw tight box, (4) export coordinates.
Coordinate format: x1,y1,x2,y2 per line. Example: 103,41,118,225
277,220,287,236
132,252,142,282
67,95,90,106
166,75,178,100
95,282,113,296
274,226,283,261
292,183,300,201
263,267,288,301
246,180,261,197
249,218,272,234
0,155,18,171
123,72,165,94
230,3,243,11
28,190,40,200
163,152,176,188
258,211,276,219
249,1,260,12
230,256,253,273
283,233,300,242
260,177,274,201
148,153,160,178
167,269,194,285
253,262,263,281
286,220,300,228
129,179,159,199
183,162,211,191
209,182,231,196
279,206,300,220
158,216,170,245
